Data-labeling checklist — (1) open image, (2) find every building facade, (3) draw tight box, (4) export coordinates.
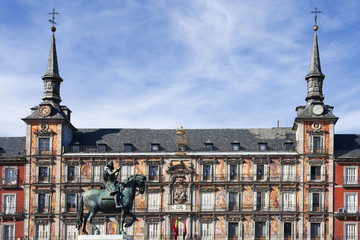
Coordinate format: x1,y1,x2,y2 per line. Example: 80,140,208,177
0,137,26,240
0,23,359,240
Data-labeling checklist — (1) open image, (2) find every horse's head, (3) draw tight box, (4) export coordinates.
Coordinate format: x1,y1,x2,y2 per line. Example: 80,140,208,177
137,174,147,194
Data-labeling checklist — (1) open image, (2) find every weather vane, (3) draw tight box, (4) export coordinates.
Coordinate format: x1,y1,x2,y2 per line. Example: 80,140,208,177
48,8,59,32
310,7,321,26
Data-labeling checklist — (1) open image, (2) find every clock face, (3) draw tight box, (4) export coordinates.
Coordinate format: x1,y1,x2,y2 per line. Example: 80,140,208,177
312,104,324,115
39,105,51,117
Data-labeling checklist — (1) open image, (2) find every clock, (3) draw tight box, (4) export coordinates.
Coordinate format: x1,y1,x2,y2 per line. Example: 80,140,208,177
312,104,324,115
39,105,51,117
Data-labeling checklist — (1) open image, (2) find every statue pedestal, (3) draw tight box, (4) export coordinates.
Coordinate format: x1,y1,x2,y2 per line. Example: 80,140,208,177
78,235,133,240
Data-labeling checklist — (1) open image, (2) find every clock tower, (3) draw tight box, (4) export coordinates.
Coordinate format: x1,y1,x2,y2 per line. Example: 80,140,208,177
22,25,76,239
293,23,338,239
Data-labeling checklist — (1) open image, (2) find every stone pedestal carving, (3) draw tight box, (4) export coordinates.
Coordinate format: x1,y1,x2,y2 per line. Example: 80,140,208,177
78,235,133,240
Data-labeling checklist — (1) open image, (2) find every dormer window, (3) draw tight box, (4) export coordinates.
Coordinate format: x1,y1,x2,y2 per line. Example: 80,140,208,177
72,145,79,152
124,144,133,152
151,144,160,152
179,145,186,152
232,143,240,151
285,142,293,151
98,144,106,153
204,143,213,151
259,143,267,151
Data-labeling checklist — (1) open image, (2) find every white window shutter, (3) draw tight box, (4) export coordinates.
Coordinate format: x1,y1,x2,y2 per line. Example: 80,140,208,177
309,193,313,212
265,192,269,211
77,166,81,182
264,164,268,181
265,221,269,240
292,192,296,211
252,221,255,240
15,167,18,184
253,192,257,211
45,194,50,212
308,136,312,153
321,192,325,212
34,194,38,212
320,221,325,240
253,165,257,181
238,221,242,240
65,166,68,182
62,193,66,212
321,164,325,181
307,164,311,182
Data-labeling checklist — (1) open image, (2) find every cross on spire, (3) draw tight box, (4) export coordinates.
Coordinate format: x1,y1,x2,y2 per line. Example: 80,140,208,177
310,7,322,25
48,8,59,27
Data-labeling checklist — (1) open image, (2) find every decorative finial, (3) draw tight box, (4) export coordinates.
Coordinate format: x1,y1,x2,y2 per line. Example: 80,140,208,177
48,8,59,32
310,7,321,31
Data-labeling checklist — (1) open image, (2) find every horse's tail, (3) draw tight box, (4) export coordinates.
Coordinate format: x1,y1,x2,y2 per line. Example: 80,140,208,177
76,195,84,230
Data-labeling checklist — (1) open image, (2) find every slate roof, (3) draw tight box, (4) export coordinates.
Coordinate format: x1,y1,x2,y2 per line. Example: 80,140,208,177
0,137,26,157
334,134,360,158
69,128,296,153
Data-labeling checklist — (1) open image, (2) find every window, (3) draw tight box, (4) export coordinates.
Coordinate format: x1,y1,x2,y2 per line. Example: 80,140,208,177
65,225,78,240
345,223,358,240
98,144,106,153
232,143,240,151
93,165,104,182
284,222,292,239
255,222,266,239
3,167,17,185
201,192,214,211
151,144,160,152
1,224,15,240
72,145,79,152
66,194,77,212
256,164,265,180
149,166,159,181
312,193,320,212
202,165,211,181
229,192,239,211
285,143,293,151
229,165,238,181
345,193,358,213
39,167,49,182
38,194,46,213
259,143,267,151
124,144,133,152
3,194,16,214
120,165,134,182
148,223,160,240
282,164,295,181
311,166,321,181
310,223,320,240
67,166,76,182
200,222,213,239
313,137,321,153
37,223,49,240
255,192,266,210
228,223,238,240
39,138,50,154
147,193,161,212
178,145,186,151
204,143,213,151
309,135,324,154
282,192,296,211
345,167,358,184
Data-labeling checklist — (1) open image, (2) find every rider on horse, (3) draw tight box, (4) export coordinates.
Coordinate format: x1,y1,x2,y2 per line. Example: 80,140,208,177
103,161,124,208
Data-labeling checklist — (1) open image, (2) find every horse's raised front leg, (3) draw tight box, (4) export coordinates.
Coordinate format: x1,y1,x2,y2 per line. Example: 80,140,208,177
124,211,137,228
87,211,100,235
119,209,127,235
82,212,90,235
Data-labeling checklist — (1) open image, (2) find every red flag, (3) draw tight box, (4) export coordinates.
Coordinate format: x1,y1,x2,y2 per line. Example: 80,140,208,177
171,216,178,240
183,218,187,240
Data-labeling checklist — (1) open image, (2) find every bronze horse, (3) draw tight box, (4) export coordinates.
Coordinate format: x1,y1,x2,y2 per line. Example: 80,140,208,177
76,174,146,235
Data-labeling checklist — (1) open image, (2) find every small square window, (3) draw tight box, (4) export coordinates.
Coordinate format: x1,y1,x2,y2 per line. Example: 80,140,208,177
98,145,106,153
151,144,160,151
205,143,213,151
285,143,293,151
178,145,186,151
124,144,133,152
232,143,240,151
72,145,79,152
259,143,267,151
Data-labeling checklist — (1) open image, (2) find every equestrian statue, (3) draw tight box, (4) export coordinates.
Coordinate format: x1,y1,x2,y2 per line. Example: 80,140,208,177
76,160,147,235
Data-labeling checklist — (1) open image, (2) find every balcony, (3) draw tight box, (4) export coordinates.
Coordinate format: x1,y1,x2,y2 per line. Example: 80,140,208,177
335,206,360,218
198,174,300,183
61,174,106,184
0,207,25,219
0,176,23,188
33,175,56,184
343,177,360,187
34,206,53,214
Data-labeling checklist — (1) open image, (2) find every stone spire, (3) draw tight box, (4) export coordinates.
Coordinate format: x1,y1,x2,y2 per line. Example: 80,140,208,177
41,28,63,104
305,26,325,103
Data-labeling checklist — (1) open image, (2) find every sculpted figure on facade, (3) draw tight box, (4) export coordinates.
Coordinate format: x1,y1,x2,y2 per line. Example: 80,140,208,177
173,177,187,204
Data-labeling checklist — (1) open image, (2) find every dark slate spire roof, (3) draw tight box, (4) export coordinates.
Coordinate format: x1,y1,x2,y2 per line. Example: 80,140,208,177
42,33,62,79
306,31,325,79
0,137,26,157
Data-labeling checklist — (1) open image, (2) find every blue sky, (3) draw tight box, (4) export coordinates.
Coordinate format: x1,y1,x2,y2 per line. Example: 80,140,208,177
0,0,360,136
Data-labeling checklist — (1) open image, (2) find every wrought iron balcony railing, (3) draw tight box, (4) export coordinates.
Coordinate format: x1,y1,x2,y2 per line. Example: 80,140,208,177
0,207,25,216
